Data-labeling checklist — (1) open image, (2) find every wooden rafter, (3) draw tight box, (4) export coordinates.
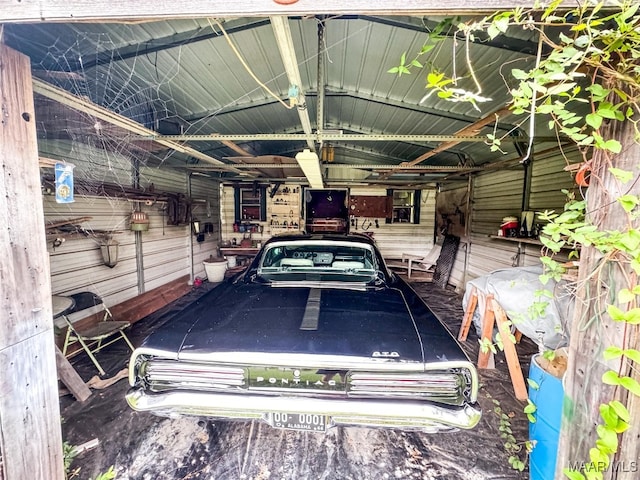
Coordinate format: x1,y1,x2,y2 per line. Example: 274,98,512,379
407,106,512,167
380,106,513,179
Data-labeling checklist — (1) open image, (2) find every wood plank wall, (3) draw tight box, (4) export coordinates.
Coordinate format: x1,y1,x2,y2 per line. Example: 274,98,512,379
0,44,64,480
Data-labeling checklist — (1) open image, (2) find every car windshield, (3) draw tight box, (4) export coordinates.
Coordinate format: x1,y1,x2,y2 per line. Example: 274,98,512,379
257,240,378,283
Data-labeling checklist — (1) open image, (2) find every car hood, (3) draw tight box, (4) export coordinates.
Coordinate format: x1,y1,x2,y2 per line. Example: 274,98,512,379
141,282,466,365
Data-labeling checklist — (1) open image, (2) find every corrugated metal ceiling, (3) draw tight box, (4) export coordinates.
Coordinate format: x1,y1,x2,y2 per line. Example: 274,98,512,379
5,14,557,187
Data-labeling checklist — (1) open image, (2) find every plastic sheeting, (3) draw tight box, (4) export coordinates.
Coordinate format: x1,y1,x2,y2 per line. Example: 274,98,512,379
462,266,574,350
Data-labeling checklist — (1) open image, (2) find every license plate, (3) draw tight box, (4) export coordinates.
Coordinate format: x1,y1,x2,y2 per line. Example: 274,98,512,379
268,412,327,432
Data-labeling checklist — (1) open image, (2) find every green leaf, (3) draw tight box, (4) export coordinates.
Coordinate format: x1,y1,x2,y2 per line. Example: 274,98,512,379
607,304,625,322
602,370,621,386
602,139,622,154
609,401,630,423
607,305,640,324
619,376,640,396
603,346,623,360
609,167,633,183
585,113,603,130
427,71,445,86
587,84,609,102
619,3,639,22
494,16,510,34
527,378,540,390
542,0,565,20
600,403,618,427
623,348,640,364
618,289,635,304
547,82,577,95
589,447,610,470
563,469,586,480
595,425,618,454
411,59,423,68
618,195,639,213
420,44,436,54
597,102,619,119
487,23,501,40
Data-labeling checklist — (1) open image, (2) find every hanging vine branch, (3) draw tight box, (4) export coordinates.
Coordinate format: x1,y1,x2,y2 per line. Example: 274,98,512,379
390,1,640,479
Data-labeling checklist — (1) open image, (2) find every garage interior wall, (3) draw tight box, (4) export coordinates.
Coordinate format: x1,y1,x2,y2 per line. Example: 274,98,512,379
42,140,221,307
220,185,436,259
447,148,580,292
349,186,436,259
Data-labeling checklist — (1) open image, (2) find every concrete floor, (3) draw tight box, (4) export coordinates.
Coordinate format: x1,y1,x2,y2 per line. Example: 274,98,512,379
60,279,536,480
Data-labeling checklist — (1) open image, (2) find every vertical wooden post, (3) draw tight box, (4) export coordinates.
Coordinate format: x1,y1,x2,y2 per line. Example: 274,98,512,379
556,99,640,479
0,44,65,479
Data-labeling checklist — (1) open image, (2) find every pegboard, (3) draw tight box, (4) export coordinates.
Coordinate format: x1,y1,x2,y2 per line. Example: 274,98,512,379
348,195,392,218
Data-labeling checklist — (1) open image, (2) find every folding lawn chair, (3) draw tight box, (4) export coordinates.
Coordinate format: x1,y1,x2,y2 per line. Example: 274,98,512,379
61,291,134,376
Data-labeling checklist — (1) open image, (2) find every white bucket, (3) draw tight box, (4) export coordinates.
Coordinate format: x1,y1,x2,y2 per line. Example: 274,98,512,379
226,255,237,268
203,260,228,282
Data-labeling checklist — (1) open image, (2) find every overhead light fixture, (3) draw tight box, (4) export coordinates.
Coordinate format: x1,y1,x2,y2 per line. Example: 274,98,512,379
295,149,324,189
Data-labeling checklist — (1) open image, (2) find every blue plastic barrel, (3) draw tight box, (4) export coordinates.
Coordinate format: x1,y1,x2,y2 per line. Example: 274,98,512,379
528,354,564,480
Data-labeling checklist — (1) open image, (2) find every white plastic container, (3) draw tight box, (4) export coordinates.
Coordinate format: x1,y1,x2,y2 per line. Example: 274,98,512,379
203,258,228,282
226,255,237,268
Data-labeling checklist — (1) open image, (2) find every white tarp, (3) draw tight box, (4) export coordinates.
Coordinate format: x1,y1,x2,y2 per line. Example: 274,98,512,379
462,266,573,349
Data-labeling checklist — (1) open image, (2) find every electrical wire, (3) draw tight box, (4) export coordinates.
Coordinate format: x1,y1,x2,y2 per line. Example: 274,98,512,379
208,18,294,110
520,24,545,164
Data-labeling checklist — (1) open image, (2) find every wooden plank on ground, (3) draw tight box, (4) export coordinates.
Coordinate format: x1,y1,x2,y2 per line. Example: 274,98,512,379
55,346,92,402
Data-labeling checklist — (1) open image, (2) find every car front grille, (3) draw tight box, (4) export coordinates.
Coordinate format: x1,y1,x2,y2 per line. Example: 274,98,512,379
137,358,470,406
142,359,245,392
348,371,466,406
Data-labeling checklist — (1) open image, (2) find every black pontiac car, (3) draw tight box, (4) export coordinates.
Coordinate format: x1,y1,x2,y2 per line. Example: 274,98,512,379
126,234,481,432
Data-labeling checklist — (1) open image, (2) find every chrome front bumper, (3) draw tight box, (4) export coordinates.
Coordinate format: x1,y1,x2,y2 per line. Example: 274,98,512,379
126,388,482,432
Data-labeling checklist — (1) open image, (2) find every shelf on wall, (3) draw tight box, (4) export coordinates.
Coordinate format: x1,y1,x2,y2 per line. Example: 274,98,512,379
489,235,579,252
268,186,301,234
489,235,543,246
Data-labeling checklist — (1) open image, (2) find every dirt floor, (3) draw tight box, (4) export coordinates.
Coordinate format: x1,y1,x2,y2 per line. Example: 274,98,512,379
60,278,537,480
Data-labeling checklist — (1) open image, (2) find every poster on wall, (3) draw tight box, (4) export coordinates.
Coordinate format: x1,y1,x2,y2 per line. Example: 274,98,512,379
55,162,75,204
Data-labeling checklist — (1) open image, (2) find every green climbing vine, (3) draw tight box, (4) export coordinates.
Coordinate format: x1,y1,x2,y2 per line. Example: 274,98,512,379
391,1,640,478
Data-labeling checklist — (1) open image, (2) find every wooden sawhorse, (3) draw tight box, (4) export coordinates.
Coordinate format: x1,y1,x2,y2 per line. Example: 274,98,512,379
458,286,528,401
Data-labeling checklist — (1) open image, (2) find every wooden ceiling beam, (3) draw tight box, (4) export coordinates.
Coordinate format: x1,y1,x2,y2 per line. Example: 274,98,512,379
0,1,582,24
406,106,513,168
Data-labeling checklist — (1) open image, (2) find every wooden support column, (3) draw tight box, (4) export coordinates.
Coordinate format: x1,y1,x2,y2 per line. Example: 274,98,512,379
556,93,640,479
0,44,65,480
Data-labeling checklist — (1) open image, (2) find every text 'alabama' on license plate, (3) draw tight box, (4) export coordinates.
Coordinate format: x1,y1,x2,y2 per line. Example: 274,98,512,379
268,412,327,432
